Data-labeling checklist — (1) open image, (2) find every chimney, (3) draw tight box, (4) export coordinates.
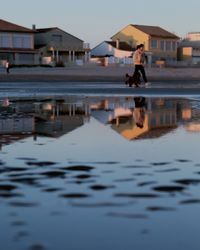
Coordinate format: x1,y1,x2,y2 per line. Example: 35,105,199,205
32,24,36,30
116,39,120,49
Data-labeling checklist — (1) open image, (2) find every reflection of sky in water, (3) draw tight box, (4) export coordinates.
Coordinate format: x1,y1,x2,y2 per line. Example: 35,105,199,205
0,96,200,250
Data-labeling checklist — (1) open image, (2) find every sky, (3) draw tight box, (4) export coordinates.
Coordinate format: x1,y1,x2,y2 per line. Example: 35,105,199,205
1,0,200,48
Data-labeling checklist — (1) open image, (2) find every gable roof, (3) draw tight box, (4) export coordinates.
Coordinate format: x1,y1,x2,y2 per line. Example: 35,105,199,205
131,24,179,39
0,19,34,33
106,41,134,51
36,27,57,33
36,27,84,42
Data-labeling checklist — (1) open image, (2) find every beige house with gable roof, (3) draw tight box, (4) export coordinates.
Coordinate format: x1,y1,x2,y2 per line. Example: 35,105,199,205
111,24,180,63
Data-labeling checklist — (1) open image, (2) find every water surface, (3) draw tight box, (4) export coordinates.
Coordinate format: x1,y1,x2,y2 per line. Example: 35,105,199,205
0,95,200,250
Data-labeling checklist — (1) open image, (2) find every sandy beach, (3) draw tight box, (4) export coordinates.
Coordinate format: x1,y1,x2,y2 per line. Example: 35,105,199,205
0,65,200,83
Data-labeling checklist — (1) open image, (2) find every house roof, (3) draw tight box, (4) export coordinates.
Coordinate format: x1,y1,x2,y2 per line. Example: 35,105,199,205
133,127,177,140
0,19,34,33
36,27,84,42
131,24,179,39
106,41,134,51
36,27,57,33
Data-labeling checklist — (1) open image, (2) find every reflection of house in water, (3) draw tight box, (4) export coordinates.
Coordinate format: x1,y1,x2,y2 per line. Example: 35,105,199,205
183,99,200,132
36,116,85,137
91,97,135,124
0,105,34,148
1,97,200,146
34,100,90,137
0,104,35,135
0,99,90,144
91,98,178,140
0,114,34,134
112,98,178,140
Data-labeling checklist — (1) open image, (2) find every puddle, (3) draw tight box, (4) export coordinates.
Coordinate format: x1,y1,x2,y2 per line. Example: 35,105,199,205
0,95,200,250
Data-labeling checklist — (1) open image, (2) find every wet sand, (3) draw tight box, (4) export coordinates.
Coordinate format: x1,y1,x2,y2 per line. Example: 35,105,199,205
1,65,200,98
0,65,200,83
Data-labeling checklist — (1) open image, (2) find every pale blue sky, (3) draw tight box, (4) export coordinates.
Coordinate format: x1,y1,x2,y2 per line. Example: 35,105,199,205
1,0,200,47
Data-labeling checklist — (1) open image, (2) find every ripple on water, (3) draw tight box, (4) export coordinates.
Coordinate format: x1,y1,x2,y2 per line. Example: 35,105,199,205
151,162,171,166
107,212,148,219
146,206,176,212
114,193,160,199
74,174,93,179
175,159,192,163
70,201,133,208
153,185,185,193
0,184,18,191
114,178,135,183
8,201,40,207
62,165,95,172
174,178,200,186
60,193,91,199
137,181,157,187
179,199,200,205
16,157,37,161
0,160,5,166
42,187,63,193
25,161,58,167
10,177,39,186
154,168,180,173
89,184,115,191
39,170,66,178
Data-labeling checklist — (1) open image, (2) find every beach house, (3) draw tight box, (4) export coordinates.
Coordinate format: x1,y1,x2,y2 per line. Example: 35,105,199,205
90,40,134,65
178,32,200,64
111,24,180,64
0,19,39,66
34,26,90,66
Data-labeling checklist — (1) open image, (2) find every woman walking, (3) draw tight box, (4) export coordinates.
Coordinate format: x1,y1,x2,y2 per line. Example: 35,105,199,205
133,44,149,86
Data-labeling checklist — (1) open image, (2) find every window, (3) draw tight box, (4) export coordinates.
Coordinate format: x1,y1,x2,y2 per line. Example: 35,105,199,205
13,36,22,48
160,41,165,51
23,36,32,48
172,41,176,51
0,34,12,48
166,41,171,51
52,35,62,44
13,35,32,48
151,40,158,49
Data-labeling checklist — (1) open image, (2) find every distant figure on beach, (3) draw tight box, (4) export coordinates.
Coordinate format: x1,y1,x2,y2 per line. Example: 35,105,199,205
5,60,10,74
133,96,146,128
133,44,149,86
2,98,10,107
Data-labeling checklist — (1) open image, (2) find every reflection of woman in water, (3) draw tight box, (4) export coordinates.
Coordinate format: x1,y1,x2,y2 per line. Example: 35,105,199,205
133,97,146,128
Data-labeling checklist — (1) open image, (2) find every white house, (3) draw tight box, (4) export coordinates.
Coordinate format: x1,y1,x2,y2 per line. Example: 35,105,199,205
91,41,134,65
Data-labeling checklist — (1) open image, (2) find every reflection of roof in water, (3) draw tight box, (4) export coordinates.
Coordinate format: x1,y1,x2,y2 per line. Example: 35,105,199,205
111,114,177,140
35,115,85,138
133,126,177,140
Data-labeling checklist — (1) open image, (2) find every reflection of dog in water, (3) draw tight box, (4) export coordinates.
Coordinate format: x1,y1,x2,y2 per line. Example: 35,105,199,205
125,72,141,87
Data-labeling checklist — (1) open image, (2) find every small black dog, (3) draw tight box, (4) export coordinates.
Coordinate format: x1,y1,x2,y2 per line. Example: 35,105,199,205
125,72,141,87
